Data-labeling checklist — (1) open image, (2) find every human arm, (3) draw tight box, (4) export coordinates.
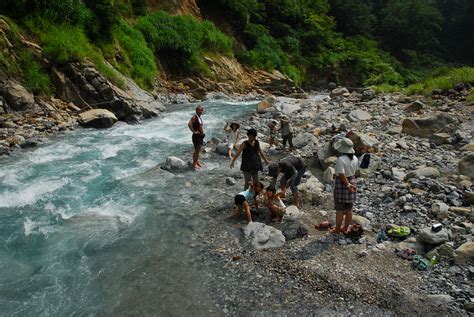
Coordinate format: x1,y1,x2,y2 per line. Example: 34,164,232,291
230,142,245,168
188,116,198,134
338,173,356,192
243,201,253,223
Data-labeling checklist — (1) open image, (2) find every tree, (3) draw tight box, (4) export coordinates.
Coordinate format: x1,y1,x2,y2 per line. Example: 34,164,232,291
328,0,376,36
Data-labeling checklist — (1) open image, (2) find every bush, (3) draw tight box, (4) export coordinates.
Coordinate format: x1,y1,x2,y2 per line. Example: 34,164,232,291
19,51,52,95
136,11,233,75
113,20,157,89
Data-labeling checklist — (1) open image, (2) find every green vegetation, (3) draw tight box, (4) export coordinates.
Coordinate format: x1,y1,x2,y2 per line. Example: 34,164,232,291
0,0,473,94
136,11,233,76
111,20,157,89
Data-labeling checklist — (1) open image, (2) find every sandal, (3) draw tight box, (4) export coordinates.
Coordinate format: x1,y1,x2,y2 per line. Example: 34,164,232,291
314,221,332,230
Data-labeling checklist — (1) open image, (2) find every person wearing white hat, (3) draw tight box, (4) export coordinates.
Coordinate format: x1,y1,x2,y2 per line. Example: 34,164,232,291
330,137,359,234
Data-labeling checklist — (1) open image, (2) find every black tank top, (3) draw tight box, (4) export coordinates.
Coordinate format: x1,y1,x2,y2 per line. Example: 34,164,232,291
241,140,263,172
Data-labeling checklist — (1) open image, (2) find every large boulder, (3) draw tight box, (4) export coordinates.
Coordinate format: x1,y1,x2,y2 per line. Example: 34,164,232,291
0,80,34,111
458,153,474,179
79,109,117,128
345,131,379,155
256,95,276,113
358,153,381,178
215,142,228,155
401,112,457,138
292,133,317,149
454,242,474,264
417,227,449,245
298,176,325,205
244,222,285,249
317,142,336,169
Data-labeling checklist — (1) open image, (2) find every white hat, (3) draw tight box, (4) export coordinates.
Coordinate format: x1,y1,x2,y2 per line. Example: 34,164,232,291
334,137,355,154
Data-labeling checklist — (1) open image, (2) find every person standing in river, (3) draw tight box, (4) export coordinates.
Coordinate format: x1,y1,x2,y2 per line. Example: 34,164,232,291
188,106,205,169
230,128,270,190
268,156,306,207
330,137,359,234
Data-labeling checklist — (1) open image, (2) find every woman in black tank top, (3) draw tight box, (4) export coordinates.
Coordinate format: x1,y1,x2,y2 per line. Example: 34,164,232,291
230,128,270,190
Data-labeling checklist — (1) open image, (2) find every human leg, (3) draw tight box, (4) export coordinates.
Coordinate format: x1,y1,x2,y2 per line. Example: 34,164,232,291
243,201,252,223
282,134,288,149
243,172,252,190
330,211,344,234
193,145,201,168
288,132,294,151
341,208,353,233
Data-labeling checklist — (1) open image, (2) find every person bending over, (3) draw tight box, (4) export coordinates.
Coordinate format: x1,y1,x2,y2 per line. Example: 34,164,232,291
233,181,264,223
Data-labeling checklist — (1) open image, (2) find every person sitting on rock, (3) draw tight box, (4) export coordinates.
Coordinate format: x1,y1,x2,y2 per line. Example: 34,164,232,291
268,156,306,207
264,185,286,222
267,120,278,148
224,121,240,160
233,181,264,223
330,137,359,234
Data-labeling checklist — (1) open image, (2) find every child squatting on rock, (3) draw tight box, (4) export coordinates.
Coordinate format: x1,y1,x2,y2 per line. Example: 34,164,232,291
264,186,286,222
233,181,264,223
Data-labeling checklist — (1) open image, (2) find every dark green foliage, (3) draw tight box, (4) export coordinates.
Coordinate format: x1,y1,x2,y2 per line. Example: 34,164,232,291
328,0,375,36
378,0,443,56
136,11,233,75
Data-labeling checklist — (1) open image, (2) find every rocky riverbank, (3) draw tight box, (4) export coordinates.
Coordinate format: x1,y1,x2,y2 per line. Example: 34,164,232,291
169,87,473,315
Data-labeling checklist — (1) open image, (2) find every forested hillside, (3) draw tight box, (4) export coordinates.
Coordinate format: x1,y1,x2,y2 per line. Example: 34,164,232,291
0,0,473,96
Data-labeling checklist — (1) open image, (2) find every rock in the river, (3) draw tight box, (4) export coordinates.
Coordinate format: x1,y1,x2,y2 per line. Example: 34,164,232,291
79,109,118,128
458,153,474,178
164,156,187,170
244,222,285,249
256,96,276,113
417,227,449,245
454,242,474,264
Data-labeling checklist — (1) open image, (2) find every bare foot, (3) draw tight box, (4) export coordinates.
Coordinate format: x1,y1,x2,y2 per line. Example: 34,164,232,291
196,161,202,167
329,227,341,234
342,226,351,234
193,163,200,169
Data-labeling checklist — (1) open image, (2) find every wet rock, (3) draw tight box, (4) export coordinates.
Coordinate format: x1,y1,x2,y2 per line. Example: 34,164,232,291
406,167,440,180
164,156,187,170
401,112,457,138
454,242,474,264
244,222,285,249
79,109,118,129
417,227,449,245
0,80,34,111
458,153,474,178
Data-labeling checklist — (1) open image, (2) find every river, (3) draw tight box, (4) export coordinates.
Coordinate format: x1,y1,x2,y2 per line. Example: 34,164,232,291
0,99,258,316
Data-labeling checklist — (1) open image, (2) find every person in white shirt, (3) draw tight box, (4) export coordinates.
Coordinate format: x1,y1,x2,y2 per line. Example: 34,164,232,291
224,122,240,160
330,137,359,234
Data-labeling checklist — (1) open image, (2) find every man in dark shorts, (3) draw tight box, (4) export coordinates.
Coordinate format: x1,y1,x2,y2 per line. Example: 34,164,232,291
188,106,205,169
268,156,306,207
